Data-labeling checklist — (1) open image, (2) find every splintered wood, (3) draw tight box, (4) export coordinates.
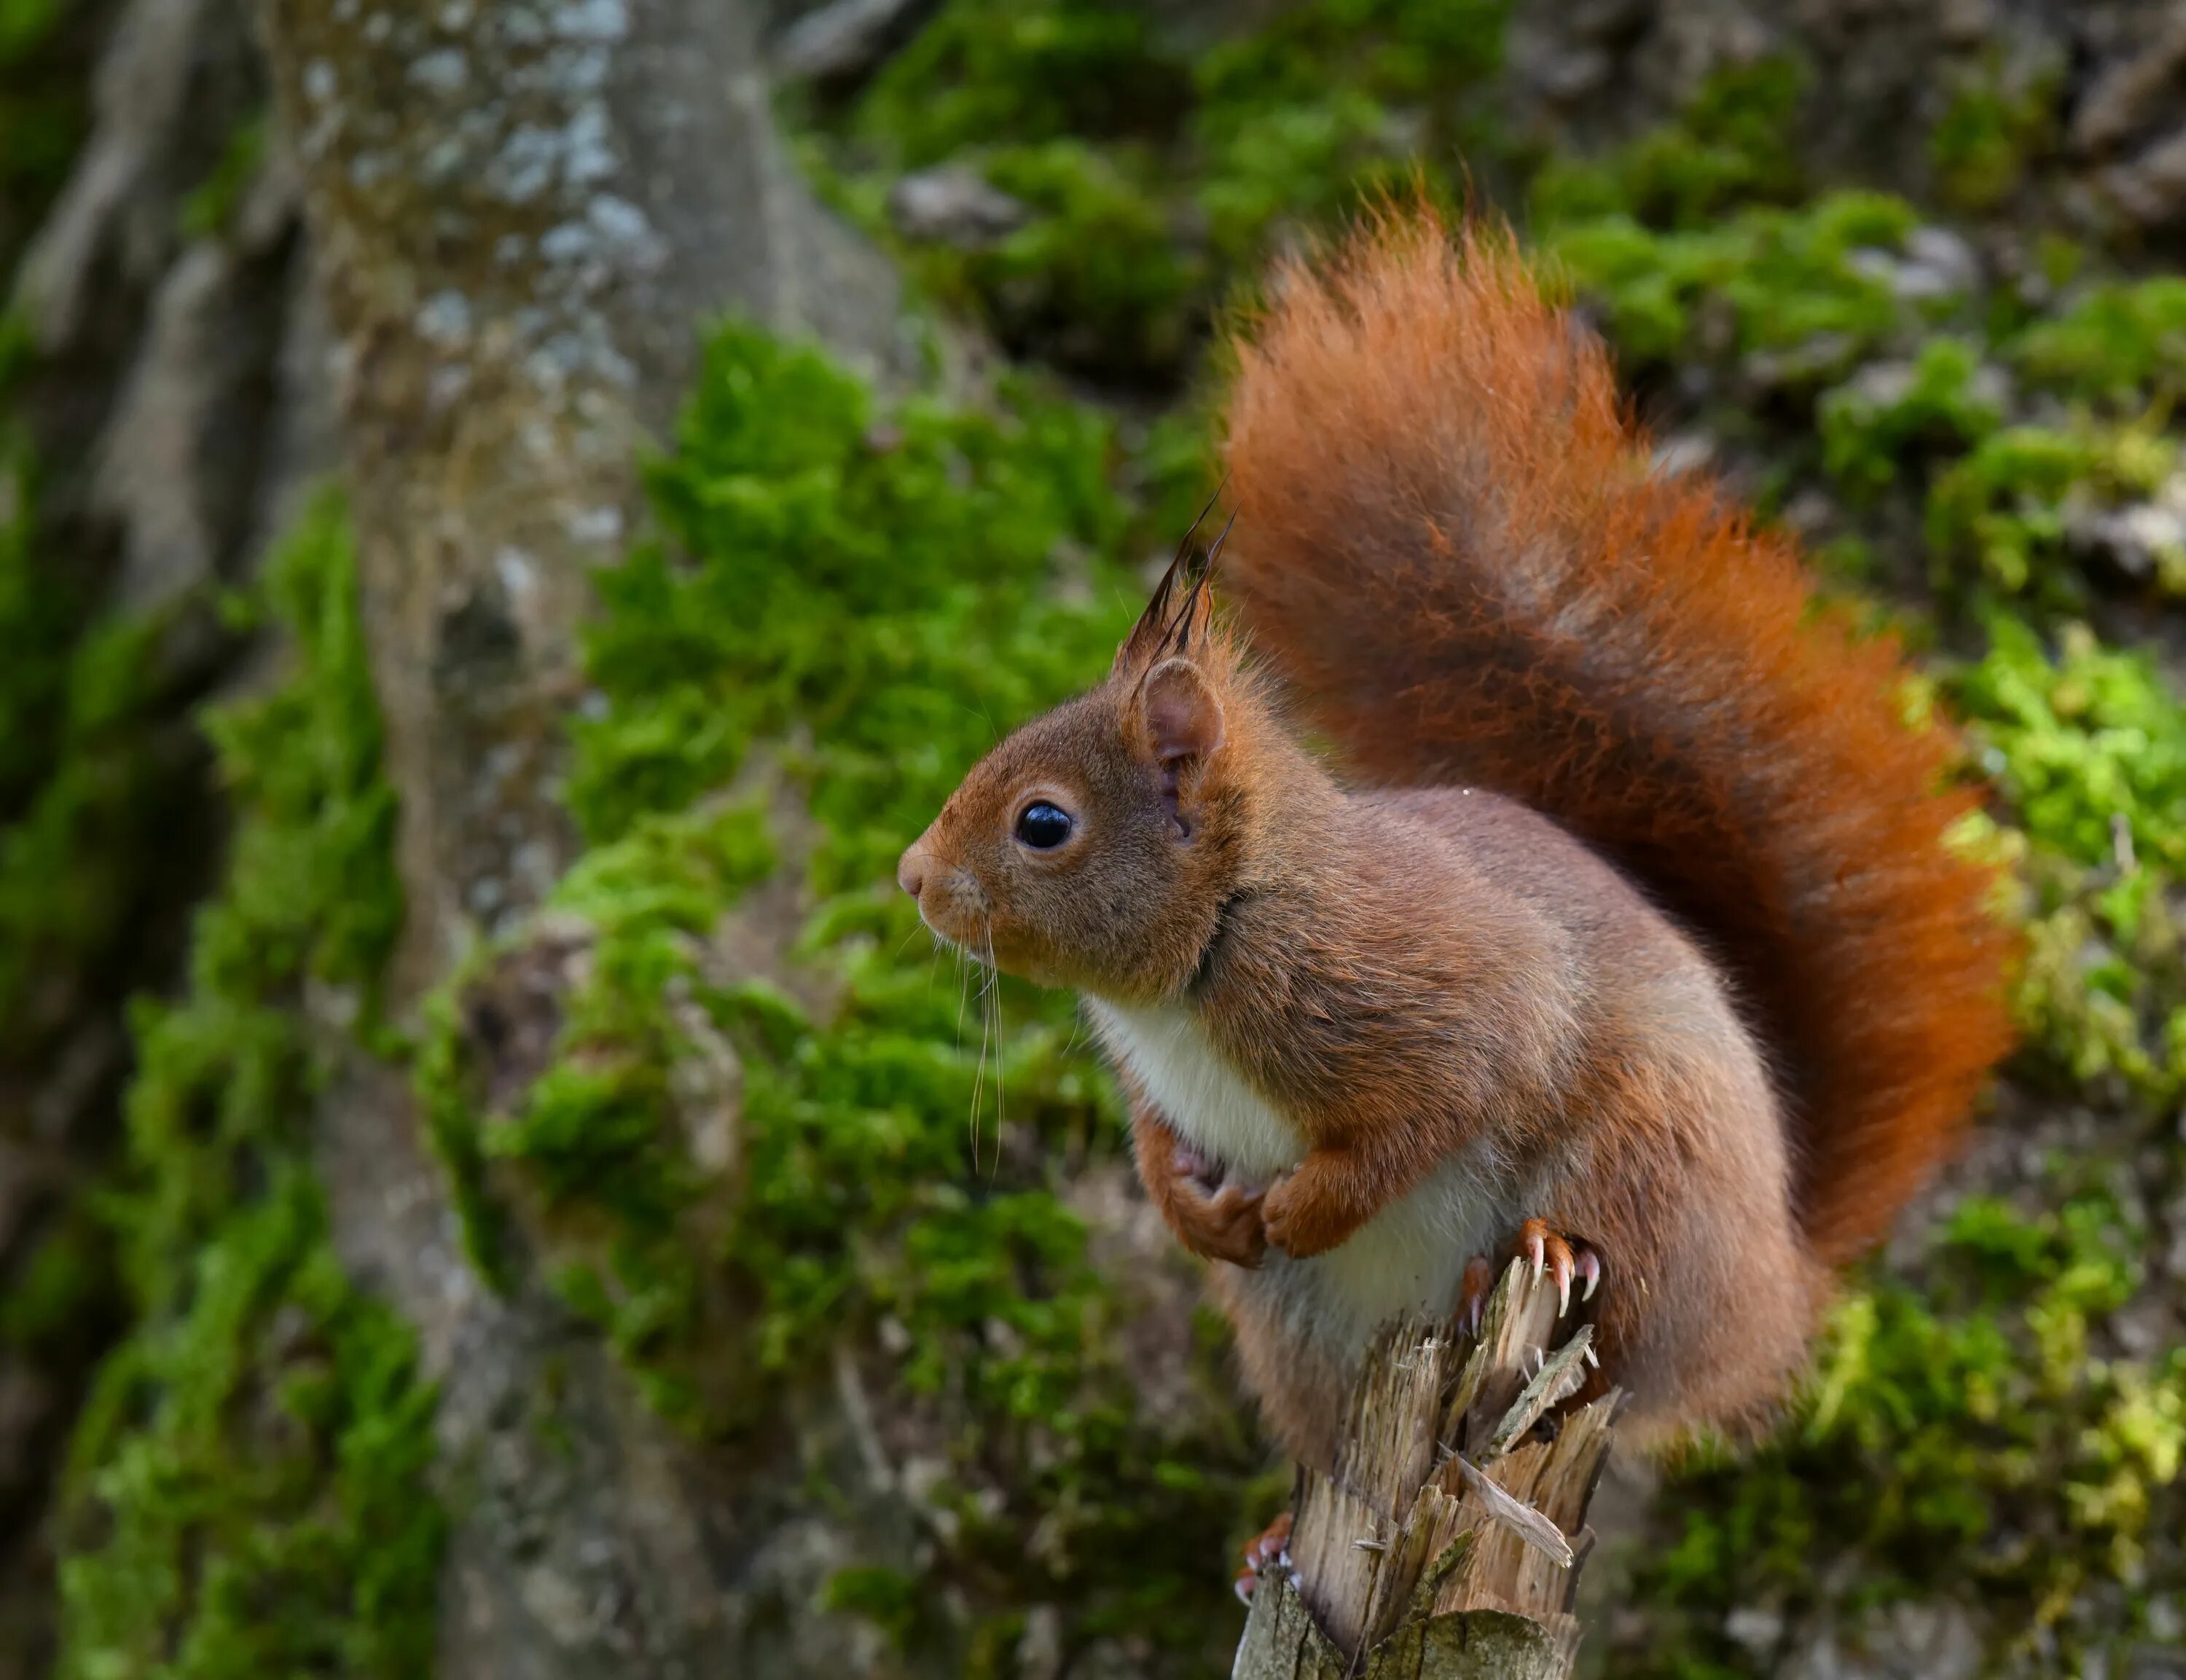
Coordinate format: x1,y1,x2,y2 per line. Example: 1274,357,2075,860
1231,1258,1624,1680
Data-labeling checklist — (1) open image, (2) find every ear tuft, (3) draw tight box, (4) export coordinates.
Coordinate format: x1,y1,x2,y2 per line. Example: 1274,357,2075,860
1142,656,1225,766
1114,498,1234,676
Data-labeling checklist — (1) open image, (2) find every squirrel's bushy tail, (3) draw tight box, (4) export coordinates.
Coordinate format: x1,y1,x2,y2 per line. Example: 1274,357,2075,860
1218,204,2018,1267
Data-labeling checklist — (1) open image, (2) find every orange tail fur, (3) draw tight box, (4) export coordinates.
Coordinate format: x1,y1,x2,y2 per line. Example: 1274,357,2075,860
1217,205,2018,1266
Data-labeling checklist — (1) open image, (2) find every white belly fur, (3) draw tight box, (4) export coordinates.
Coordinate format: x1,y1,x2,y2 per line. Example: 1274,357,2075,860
1087,997,1514,1357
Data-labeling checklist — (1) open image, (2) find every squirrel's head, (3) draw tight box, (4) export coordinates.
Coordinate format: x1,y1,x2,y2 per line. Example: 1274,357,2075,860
898,533,1258,1000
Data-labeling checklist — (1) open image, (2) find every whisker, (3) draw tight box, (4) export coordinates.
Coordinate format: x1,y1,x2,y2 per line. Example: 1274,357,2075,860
984,927,1005,1179
968,937,992,1177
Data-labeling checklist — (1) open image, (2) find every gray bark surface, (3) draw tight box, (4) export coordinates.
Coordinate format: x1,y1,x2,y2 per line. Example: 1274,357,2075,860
250,1,1030,1673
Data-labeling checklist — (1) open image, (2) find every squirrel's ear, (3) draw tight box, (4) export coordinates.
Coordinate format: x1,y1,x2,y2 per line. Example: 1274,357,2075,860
1141,656,1226,766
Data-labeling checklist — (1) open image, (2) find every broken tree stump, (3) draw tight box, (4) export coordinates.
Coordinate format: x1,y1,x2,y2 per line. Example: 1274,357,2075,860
1232,1257,1625,1679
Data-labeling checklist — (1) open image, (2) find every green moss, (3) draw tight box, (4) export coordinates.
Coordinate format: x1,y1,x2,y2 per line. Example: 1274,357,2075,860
1527,61,1914,382
2010,278,2186,412
0,0,63,59
967,141,1201,374
823,1563,926,1652
1624,1193,2179,1675
1531,58,1807,233
1531,68,2186,637
809,0,1511,376
847,0,1188,170
1930,57,2057,213
0,611,181,1053
423,324,1269,1665
1818,336,2004,498
1947,618,2186,1109
1184,0,1506,260
1956,616,2186,878
1542,191,1923,380
1927,423,2177,604
52,492,442,1680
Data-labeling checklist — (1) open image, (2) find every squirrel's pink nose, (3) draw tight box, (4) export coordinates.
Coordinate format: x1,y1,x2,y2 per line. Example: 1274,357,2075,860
897,843,931,900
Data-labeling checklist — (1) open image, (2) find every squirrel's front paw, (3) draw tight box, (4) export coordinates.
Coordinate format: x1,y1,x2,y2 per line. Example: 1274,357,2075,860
1178,1180,1269,1269
1260,1163,1363,1259
1159,1143,1268,1268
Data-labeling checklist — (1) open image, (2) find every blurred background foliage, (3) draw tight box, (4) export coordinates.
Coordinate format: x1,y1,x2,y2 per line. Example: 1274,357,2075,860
7,0,2186,1677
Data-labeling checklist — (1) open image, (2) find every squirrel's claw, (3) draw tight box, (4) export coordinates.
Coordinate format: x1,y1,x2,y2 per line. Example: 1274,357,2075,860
1511,1220,1605,1323
1455,1254,1494,1338
1517,1219,1576,1317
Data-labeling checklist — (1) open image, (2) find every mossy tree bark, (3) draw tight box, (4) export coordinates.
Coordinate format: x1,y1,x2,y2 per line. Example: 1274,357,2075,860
252,0,926,1672
1234,1261,1621,1680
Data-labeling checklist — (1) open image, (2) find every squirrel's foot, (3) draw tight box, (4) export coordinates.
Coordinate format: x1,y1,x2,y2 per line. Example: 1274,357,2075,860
1232,1510,1295,1605
1456,1220,1603,1335
1517,1217,1603,1319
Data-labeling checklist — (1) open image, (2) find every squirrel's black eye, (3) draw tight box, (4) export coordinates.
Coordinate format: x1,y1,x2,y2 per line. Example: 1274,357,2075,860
1014,801,1074,850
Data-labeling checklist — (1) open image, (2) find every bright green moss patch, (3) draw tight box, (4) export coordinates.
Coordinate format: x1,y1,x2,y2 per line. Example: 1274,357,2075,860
575,322,1133,871
425,325,1267,1664
52,493,442,1680
1543,190,1926,380
1952,617,2186,1107
1529,61,1932,382
1927,424,2177,604
1529,63,2186,631
1956,617,2186,877
2010,278,2186,412
1623,1193,2182,1675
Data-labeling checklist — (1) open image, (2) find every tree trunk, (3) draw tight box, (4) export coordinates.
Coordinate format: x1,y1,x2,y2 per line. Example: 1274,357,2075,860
1233,1262,1621,1680
251,0,928,1672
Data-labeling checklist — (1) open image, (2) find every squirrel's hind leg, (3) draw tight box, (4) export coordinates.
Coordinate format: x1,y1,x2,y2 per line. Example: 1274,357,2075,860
1232,1510,1295,1604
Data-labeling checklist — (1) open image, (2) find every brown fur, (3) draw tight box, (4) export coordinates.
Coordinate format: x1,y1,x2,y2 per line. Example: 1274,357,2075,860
1221,205,2020,1266
898,205,2018,1469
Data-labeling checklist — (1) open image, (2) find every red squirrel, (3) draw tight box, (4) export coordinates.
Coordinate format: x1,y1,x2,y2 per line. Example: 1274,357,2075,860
896,206,2018,1489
